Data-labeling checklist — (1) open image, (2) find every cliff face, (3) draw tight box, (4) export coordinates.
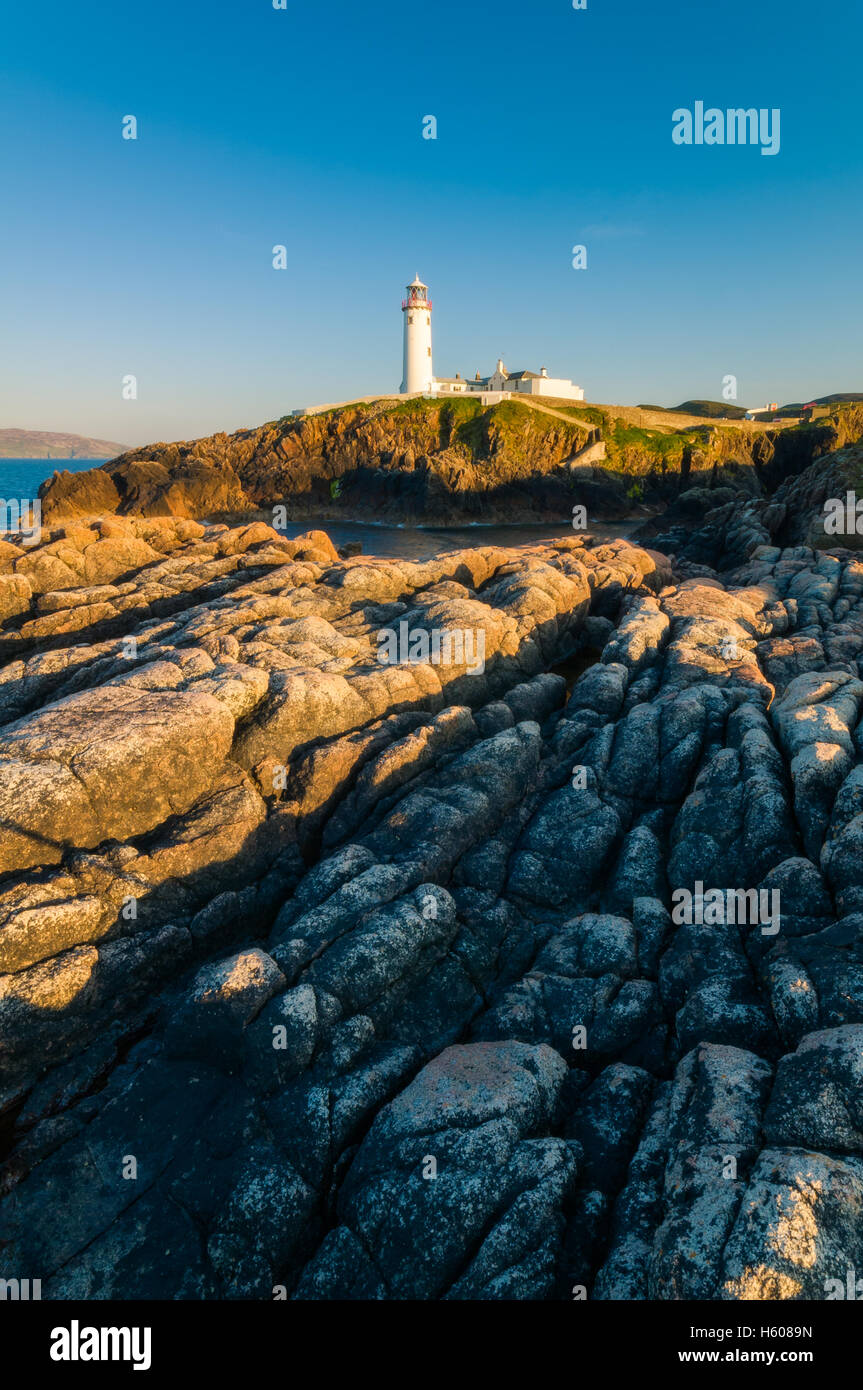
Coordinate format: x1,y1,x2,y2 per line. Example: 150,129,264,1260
39,399,589,525
39,397,854,528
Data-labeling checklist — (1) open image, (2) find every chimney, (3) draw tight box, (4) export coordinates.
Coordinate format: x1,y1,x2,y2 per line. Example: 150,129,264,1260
540,366,548,377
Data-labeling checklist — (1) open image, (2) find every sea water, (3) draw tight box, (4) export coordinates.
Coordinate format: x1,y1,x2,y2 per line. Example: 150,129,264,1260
0,459,638,558
0,458,103,505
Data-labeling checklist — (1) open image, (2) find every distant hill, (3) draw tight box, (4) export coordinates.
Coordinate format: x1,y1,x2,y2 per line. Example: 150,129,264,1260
641,394,863,421
779,393,863,411
638,400,748,420
672,400,748,420
0,428,128,459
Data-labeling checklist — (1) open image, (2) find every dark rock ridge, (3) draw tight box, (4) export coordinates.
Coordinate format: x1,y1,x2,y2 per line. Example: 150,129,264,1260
36,398,860,528
1,483,863,1300
650,439,863,565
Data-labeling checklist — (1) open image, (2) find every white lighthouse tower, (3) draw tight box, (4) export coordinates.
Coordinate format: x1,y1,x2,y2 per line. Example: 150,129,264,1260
401,274,433,394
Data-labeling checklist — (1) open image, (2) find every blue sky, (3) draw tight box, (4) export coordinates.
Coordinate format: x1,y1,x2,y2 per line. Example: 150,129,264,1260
1,0,861,446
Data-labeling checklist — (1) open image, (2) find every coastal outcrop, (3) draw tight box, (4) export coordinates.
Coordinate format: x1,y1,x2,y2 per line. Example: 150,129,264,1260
37,397,858,529
2,461,863,1300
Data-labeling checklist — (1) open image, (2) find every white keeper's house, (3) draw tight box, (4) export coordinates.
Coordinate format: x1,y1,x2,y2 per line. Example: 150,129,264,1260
400,275,584,404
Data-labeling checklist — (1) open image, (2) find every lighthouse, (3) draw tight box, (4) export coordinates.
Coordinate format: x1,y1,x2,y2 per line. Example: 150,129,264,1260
401,274,433,394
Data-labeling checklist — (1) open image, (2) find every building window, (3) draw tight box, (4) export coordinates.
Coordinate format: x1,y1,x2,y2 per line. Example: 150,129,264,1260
428,348,431,356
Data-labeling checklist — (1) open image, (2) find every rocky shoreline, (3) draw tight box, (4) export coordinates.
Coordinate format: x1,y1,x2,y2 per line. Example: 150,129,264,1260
2,458,863,1299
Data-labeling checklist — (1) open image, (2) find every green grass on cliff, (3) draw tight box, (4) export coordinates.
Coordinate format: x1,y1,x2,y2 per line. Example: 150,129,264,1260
609,420,698,457
551,405,607,429
383,396,583,458
386,397,481,422
548,405,705,471
489,400,580,431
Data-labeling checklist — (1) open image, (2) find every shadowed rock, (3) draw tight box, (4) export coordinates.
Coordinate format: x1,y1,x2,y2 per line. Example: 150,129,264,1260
1,496,863,1301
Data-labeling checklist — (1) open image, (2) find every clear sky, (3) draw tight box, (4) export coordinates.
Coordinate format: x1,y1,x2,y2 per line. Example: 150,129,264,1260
1,0,861,446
